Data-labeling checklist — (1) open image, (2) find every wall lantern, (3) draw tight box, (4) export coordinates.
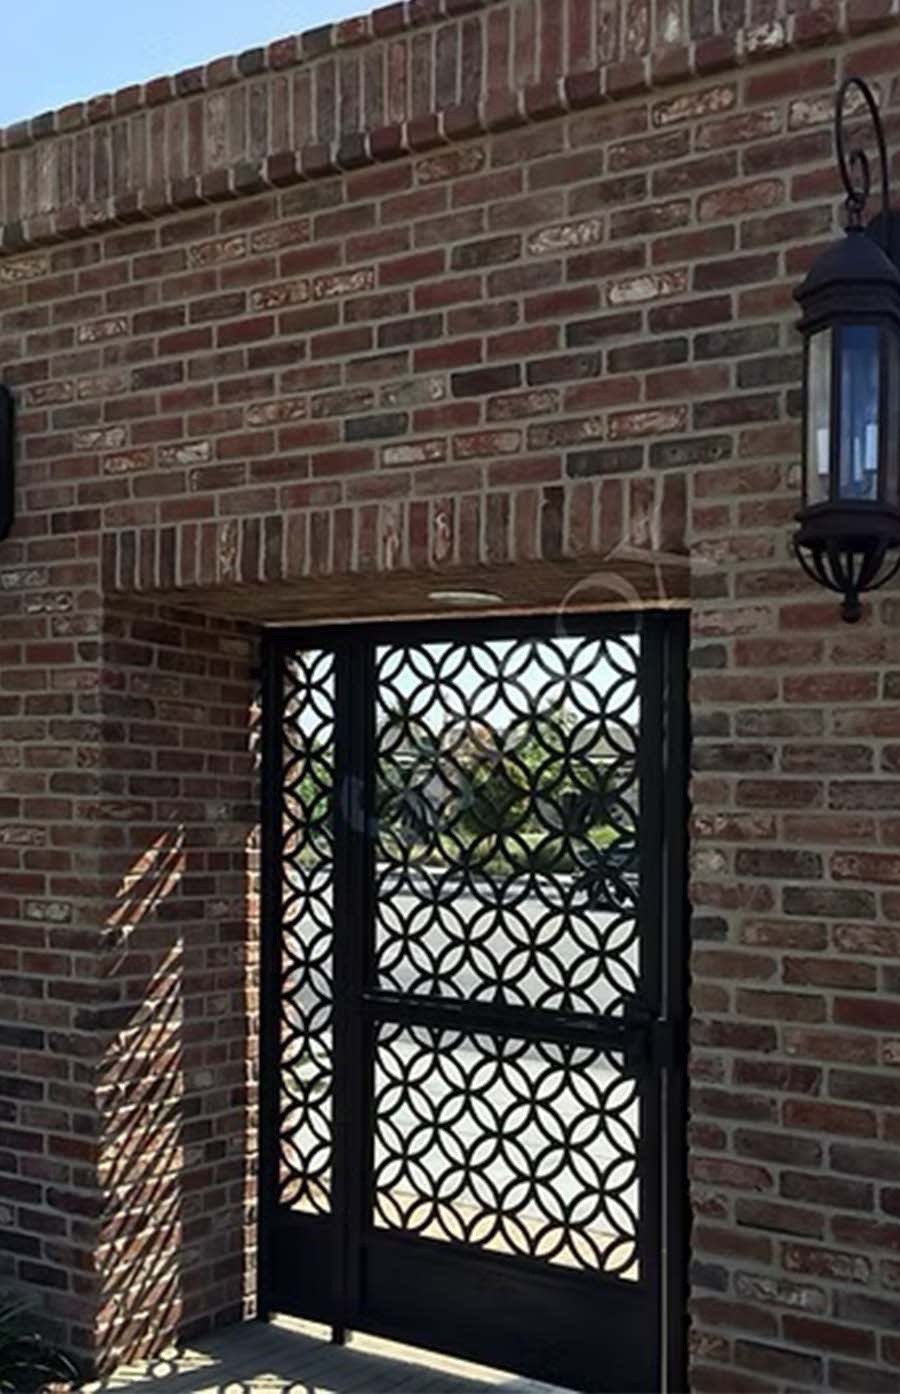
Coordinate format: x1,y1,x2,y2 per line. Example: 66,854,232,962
794,77,900,622
0,385,12,542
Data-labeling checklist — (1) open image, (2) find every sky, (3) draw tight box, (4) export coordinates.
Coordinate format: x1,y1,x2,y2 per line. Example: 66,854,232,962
1,1,365,127
294,637,641,742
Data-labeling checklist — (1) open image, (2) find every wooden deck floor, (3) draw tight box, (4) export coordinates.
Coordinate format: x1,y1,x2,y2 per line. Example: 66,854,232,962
86,1316,568,1394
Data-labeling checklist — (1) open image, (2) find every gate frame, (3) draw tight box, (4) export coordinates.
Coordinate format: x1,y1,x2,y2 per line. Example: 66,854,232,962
257,607,690,1392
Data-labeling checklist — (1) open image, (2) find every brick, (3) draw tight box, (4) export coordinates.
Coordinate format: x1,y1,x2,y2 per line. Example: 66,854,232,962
830,1070,900,1110
782,1171,872,1212
526,352,600,386
692,1159,773,1198
737,989,826,1024
698,178,783,222
690,1294,778,1339
733,1339,823,1386
567,446,643,478
451,366,520,397
734,848,822,879
835,1223,900,1271
733,1270,827,1316
609,129,690,172
694,253,778,291
607,269,688,305
735,1129,821,1168
451,234,521,271
0,254,51,283
783,1099,876,1139
830,780,900,811
832,1146,900,1182
697,109,782,150
835,924,900,958
526,216,604,258
250,279,310,310
76,316,128,343
835,998,900,1032
653,84,736,127
695,1224,771,1270
736,1197,824,1240
783,887,876,919
609,406,687,438
784,1244,872,1284
610,199,689,239
382,439,445,467
345,413,408,442
314,268,376,299
833,850,900,884
417,147,487,185
781,1314,874,1359
783,955,876,990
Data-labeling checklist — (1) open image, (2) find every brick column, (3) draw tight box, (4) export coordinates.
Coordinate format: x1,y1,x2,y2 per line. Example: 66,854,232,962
92,601,258,1370
0,589,257,1373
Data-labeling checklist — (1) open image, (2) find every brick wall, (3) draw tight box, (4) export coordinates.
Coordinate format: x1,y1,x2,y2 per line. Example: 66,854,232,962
0,594,256,1366
3,0,900,1387
93,600,257,1365
0,0,851,246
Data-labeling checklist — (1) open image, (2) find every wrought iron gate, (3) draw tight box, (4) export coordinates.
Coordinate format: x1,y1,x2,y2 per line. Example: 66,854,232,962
259,612,688,1393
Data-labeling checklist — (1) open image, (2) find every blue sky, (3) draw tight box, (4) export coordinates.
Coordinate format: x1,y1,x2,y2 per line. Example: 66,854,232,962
1,1,364,127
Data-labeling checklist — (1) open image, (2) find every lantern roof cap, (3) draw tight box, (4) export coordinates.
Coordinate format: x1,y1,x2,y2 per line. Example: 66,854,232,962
795,224,900,308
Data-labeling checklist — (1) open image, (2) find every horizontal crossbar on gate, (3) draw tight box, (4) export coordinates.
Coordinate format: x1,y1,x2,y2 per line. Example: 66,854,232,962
360,988,650,1060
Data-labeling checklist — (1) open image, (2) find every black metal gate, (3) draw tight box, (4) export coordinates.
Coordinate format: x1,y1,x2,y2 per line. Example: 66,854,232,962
259,612,688,1393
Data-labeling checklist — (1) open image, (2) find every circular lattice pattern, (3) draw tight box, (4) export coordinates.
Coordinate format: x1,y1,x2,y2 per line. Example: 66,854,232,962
279,650,336,1213
374,635,641,1016
373,1024,640,1275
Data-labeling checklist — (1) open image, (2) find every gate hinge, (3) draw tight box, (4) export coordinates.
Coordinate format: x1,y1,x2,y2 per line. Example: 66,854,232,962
650,1016,679,1070
623,1007,682,1073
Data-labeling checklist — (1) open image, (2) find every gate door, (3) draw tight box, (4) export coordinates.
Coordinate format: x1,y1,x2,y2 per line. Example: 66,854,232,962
259,612,687,1393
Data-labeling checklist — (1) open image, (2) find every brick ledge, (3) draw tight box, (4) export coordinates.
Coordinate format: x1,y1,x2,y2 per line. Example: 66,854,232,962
2,0,898,253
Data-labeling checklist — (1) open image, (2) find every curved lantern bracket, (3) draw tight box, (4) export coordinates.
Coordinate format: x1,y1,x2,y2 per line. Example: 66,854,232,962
835,75,891,233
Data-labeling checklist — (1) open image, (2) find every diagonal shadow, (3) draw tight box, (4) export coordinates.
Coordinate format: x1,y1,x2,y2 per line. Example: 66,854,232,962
89,1319,565,1394
92,597,260,1374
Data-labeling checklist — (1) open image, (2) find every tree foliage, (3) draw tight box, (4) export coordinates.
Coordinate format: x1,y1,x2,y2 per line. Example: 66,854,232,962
288,703,634,875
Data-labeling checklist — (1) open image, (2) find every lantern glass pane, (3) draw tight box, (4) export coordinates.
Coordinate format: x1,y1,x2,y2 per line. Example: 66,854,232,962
884,327,900,507
806,329,831,506
839,324,880,501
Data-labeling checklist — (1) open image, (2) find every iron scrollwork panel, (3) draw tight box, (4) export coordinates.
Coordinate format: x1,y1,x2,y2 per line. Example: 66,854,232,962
279,649,335,1214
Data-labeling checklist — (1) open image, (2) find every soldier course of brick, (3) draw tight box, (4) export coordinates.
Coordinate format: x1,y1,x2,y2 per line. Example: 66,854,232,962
3,0,900,1389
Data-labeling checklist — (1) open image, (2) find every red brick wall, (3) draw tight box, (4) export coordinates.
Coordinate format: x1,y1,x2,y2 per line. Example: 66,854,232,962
0,0,833,246
93,600,257,1366
0,594,256,1367
3,1,900,1388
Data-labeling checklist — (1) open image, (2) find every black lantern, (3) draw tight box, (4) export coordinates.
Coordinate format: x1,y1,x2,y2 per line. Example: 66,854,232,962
794,77,900,622
0,385,12,543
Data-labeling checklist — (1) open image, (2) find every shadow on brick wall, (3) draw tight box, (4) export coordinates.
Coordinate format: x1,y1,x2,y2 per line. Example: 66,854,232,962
89,600,258,1373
